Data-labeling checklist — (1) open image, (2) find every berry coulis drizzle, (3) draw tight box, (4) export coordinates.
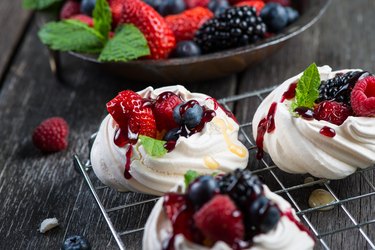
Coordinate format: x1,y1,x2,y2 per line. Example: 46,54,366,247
320,126,336,138
281,82,297,102
256,102,277,159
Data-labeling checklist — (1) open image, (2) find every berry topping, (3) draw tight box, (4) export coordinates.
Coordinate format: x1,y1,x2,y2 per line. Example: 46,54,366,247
247,196,280,234
194,6,266,54
107,90,156,144
61,235,91,250
80,0,96,16
163,193,187,221
144,0,186,16
207,0,229,16
163,127,180,141
318,71,366,104
193,195,244,247
313,100,352,126
170,41,202,58
235,0,265,15
60,0,81,20
187,175,219,208
165,7,214,42
110,0,176,59
350,76,375,117
180,101,204,129
260,3,288,33
32,117,69,153
184,0,209,9
153,92,183,131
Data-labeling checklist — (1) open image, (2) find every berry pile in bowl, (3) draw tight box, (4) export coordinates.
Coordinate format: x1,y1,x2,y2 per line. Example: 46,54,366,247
27,0,330,82
142,169,315,249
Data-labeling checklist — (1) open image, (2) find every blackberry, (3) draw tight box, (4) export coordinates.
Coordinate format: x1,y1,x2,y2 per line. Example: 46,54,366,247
194,6,266,54
318,71,369,104
218,169,263,211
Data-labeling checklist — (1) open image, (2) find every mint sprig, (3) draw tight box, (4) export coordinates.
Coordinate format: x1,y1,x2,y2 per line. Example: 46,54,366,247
291,63,321,111
99,25,150,62
138,136,168,157
37,0,150,62
38,20,104,53
184,170,200,188
23,0,62,10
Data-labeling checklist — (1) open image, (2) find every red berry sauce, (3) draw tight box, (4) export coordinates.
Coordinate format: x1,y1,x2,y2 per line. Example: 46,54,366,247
281,82,297,102
124,146,133,179
319,126,336,138
282,210,315,239
256,102,277,160
294,107,314,120
206,97,238,124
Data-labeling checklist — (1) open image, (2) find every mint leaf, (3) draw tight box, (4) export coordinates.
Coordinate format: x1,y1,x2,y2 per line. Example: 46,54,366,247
138,135,167,157
291,63,321,111
99,24,150,62
23,0,62,10
93,0,112,39
38,20,105,53
184,170,200,188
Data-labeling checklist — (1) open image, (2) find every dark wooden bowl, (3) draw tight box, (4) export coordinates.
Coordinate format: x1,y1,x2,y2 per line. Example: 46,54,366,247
61,0,331,83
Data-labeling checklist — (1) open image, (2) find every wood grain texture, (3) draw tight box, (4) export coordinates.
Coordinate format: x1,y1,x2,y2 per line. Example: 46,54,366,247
0,0,374,249
0,2,31,82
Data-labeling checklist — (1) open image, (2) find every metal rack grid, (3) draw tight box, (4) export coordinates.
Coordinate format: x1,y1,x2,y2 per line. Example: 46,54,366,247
73,87,375,250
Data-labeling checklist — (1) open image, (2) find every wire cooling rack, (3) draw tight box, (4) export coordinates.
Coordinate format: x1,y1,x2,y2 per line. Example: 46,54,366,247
73,87,375,250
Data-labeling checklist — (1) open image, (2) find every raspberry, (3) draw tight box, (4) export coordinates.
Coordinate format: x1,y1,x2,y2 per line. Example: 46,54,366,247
153,92,183,131
351,76,375,117
235,1,265,15
313,101,352,125
184,0,209,9
69,14,94,27
193,195,244,247
32,117,69,153
60,0,81,20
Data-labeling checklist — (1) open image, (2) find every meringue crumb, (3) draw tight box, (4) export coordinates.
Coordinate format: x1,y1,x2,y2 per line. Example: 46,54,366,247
39,218,59,233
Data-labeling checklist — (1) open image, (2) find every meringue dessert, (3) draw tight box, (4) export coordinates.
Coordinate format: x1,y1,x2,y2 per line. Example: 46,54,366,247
90,85,248,195
143,169,315,250
253,64,375,179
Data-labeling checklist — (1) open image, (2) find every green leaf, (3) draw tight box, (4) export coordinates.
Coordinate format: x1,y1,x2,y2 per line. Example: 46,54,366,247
38,20,105,53
138,135,168,157
23,0,62,10
291,63,321,111
98,24,150,62
93,0,112,39
184,170,200,188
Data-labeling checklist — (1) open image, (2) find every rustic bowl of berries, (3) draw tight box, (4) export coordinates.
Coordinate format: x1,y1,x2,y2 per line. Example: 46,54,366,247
28,0,330,83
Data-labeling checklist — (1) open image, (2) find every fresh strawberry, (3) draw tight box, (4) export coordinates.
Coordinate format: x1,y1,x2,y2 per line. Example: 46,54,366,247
32,117,69,153
165,7,213,42
350,76,375,117
69,14,94,27
107,90,157,142
193,195,244,247
60,0,81,20
235,0,265,15
110,0,176,59
264,0,291,7
153,92,183,131
313,101,352,126
184,0,209,9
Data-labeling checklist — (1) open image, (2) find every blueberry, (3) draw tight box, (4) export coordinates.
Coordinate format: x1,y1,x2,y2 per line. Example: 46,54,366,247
187,176,219,207
80,0,96,16
173,103,183,124
260,205,280,233
208,0,230,16
62,235,91,250
144,0,185,16
182,104,203,129
171,41,201,58
260,3,288,33
285,7,299,24
163,127,180,141
247,196,269,227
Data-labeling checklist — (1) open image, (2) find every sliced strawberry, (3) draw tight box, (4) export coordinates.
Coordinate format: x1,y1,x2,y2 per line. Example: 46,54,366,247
351,76,375,117
153,92,182,131
184,0,209,9
60,0,81,20
313,101,352,125
235,0,265,15
193,195,244,247
110,0,176,59
69,14,94,27
165,7,214,42
129,111,157,138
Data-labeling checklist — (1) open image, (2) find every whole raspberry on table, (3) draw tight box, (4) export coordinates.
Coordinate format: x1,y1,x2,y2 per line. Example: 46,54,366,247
313,100,352,126
60,0,81,20
32,117,69,153
351,76,375,117
110,0,176,59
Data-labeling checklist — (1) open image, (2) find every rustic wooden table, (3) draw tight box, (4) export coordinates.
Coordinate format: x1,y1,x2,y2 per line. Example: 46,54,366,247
1,0,375,249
